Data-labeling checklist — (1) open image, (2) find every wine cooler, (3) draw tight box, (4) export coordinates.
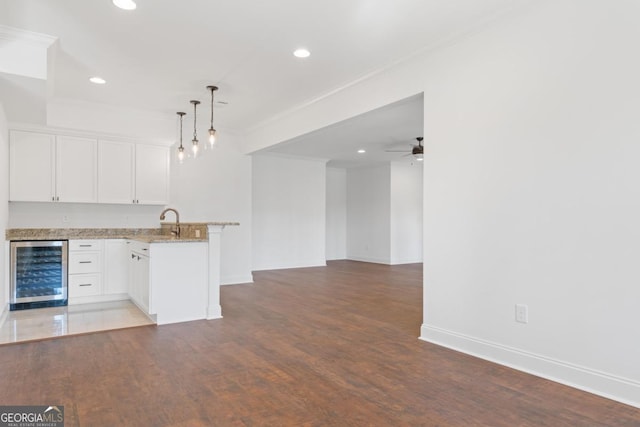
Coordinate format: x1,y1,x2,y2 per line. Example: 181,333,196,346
10,240,68,311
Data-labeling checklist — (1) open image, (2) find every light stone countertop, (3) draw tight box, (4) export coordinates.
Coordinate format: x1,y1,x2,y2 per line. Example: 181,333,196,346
6,222,239,243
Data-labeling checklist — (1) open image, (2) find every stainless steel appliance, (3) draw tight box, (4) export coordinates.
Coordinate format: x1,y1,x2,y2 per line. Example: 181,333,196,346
10,240,68,310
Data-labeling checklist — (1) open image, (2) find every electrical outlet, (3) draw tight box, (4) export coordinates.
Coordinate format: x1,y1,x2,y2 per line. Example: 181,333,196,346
62,215,69,223
515,304,528,324
195,229,201,238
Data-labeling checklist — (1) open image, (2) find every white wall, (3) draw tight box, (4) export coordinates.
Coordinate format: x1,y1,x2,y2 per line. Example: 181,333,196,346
241,0,640,408
8,203,161,228
420,0,640,406
390,161,423,264
346,164,391,264
252,154,327,270
0,104,9,316
47,99,174,144
325,167,347,260
170,132,253,285
345,162,423,265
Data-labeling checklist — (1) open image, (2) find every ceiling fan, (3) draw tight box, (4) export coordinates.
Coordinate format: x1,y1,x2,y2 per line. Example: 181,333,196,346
385,137,424,161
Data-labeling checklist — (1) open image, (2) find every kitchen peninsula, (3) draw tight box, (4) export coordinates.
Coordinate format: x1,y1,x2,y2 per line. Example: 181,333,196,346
5,222,238,325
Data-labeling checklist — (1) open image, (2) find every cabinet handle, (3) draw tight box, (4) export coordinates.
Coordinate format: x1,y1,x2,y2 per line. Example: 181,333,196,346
79,244,92,247
131,254,136,259
51,196,55,201
56,196,59,201
79,261,92,264
79,284,92,287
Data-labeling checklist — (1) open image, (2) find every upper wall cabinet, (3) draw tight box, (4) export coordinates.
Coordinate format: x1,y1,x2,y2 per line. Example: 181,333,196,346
98,140,169,205
56,136,98,203
9,131,55,202
98,139,135,204
10,130,170,205
10,131,98,203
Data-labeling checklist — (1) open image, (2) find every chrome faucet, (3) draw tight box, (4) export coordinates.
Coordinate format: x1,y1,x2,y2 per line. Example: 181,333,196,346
159,208,181,238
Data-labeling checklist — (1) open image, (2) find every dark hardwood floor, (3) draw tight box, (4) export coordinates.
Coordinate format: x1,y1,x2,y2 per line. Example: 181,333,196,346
0,260,638,426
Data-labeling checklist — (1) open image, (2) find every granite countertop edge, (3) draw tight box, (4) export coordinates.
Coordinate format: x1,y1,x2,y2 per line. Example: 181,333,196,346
5,222,239,243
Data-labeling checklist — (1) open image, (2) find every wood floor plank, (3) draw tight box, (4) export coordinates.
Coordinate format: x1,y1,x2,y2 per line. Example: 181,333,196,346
0,260,638,426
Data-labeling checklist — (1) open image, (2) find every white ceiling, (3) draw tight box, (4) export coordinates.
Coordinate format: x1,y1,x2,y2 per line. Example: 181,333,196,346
262,93,424,168
0,1,528,128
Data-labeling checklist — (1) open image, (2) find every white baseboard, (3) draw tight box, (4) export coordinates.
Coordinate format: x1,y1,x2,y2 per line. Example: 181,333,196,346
221,274,254,285
252,259,327,272
420,324,640,409
390,258,423,265
346,255,391,265
207,304,222,320
69,293,129,305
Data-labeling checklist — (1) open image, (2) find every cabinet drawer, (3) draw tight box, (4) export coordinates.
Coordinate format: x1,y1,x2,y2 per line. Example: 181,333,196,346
69,273,102,297
69,240,102,251
69,252,101,273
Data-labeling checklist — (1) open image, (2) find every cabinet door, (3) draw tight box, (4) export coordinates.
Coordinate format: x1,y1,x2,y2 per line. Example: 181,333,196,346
98,140,135,204
104,240,129,295
9,131,55,202
56,136,98,202
135,144,169,205
128,250,150,313
138,254,150,313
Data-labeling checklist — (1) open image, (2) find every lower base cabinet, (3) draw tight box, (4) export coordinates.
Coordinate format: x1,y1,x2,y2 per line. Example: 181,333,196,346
128,247,151,314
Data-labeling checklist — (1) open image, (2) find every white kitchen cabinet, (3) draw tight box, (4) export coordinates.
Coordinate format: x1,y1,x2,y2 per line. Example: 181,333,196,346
98,141,169,205
68,240,103,303
9,131,55,202
10,130,168,205
135,144,169,205
128,241,151,314
103,239,129,295
9,131,97,203
56,136,98,202
98,140,135,204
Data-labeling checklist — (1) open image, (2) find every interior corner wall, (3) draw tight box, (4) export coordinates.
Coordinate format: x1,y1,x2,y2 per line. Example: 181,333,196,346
170,132,253,285
346,164,391,264
252,155,327,271
0,103,9,315
326,167,347,260
390,161,423,264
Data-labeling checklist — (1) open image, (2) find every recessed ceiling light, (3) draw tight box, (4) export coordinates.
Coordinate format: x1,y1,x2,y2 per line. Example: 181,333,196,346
112,0,137,10
89,76,106,85
293,48,310,58
357,149,366,154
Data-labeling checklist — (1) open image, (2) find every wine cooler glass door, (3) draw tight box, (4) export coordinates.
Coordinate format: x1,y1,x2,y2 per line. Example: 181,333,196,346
10,241,68,310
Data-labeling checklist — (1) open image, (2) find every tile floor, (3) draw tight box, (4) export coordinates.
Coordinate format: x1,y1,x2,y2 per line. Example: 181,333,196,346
0,300,155,345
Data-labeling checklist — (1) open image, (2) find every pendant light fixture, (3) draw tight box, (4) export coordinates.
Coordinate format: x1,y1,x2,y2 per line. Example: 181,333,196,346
176,111,186,164
190,100,200,157
207,85,218,147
